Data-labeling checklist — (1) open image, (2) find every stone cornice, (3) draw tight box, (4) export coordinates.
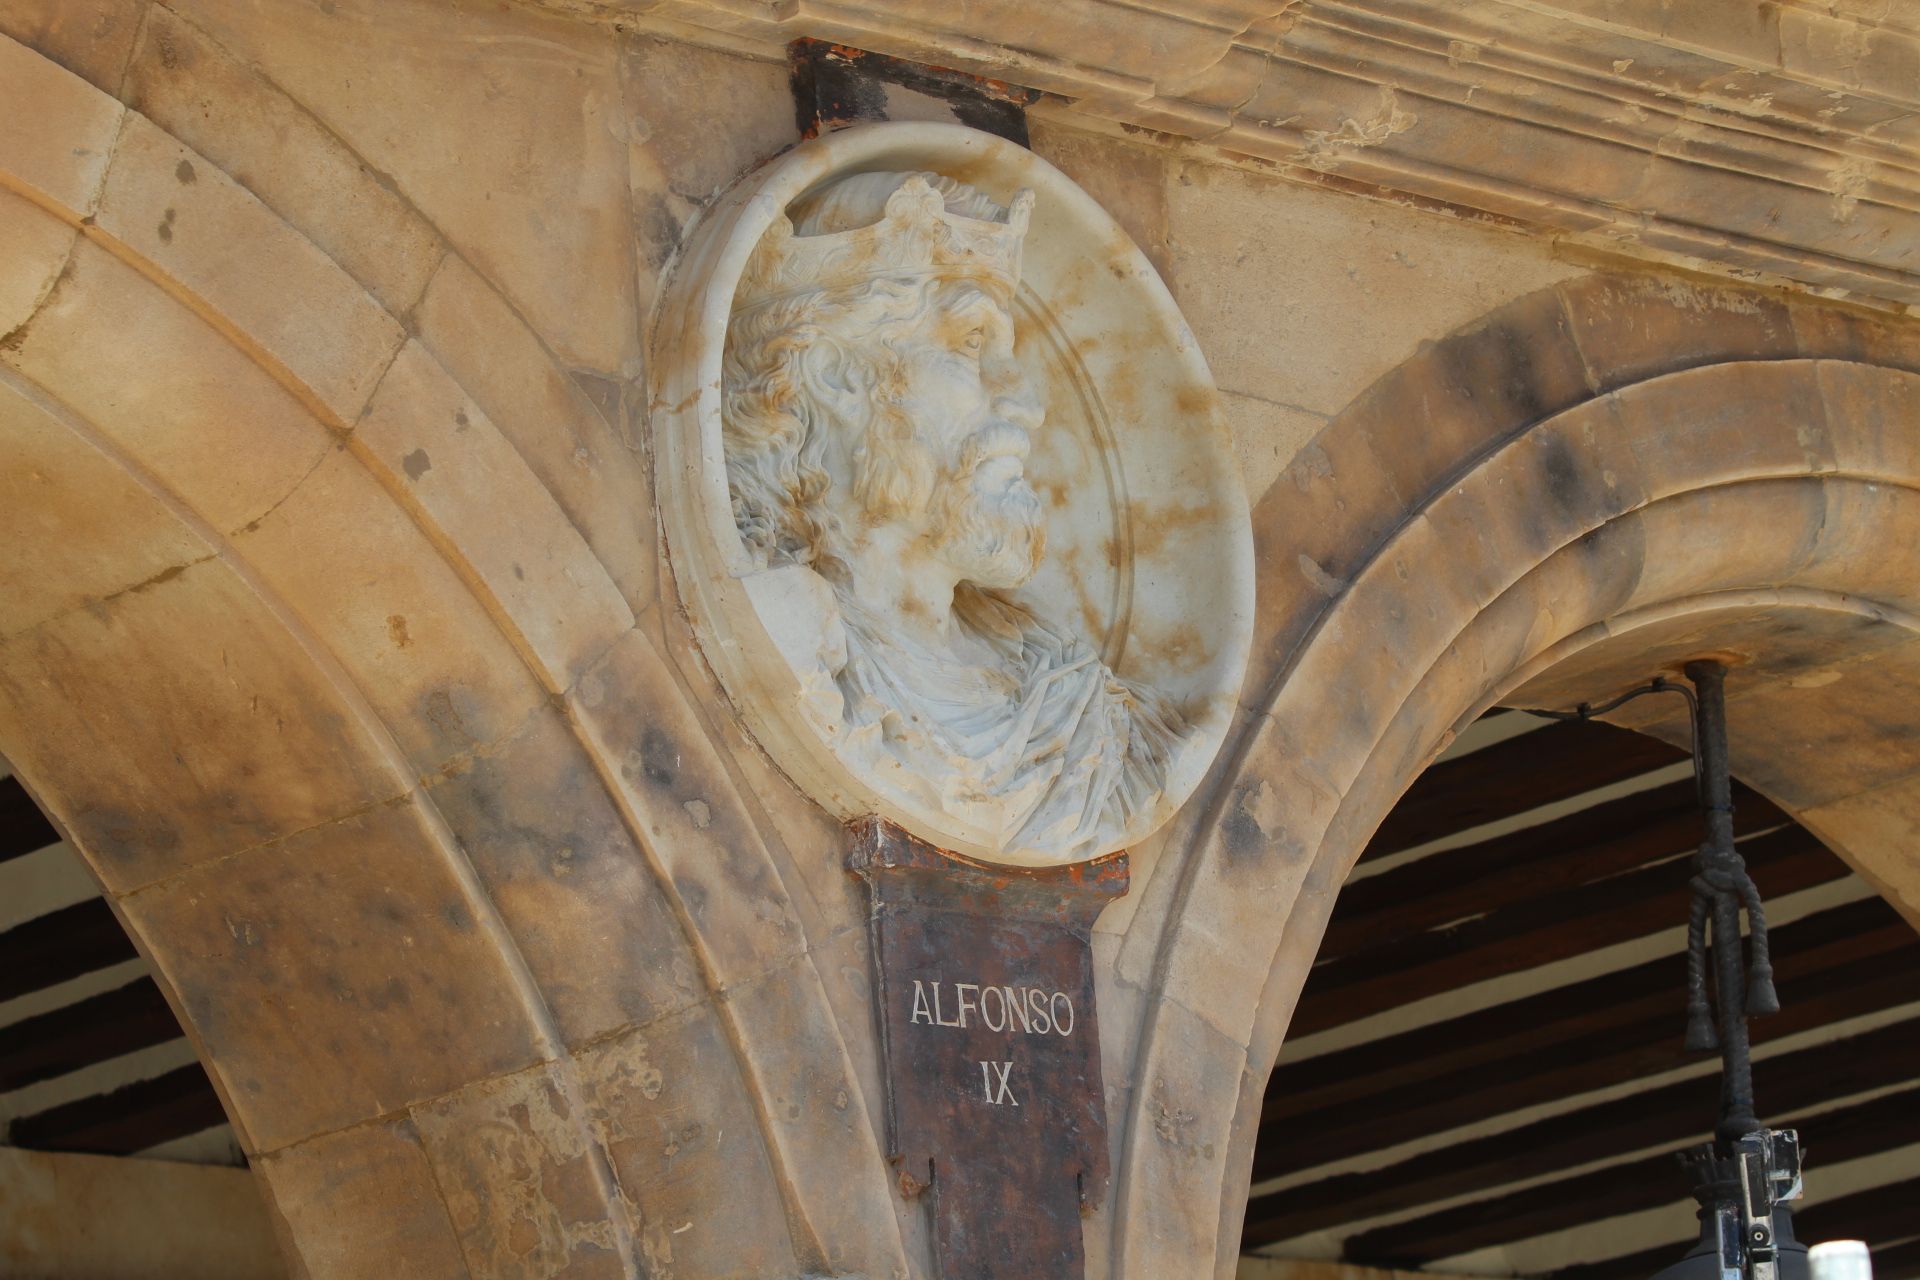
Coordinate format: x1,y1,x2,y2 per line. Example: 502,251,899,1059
552,0,1920,310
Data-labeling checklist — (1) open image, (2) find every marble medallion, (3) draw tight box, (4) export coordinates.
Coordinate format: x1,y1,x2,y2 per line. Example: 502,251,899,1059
651,122,1252,865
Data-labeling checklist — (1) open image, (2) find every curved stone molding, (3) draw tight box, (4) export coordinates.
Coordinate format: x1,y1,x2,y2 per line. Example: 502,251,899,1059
0,34,908,1279
1111,285,1920,1275
652,120,1253,865
536,0,1920,310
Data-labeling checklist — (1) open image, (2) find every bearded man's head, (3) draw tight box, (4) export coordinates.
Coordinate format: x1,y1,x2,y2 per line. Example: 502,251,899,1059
721,171,1046,593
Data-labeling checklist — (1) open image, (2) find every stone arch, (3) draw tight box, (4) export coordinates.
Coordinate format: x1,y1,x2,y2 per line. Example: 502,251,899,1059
1111,276,1920,1277
0,34,906,1279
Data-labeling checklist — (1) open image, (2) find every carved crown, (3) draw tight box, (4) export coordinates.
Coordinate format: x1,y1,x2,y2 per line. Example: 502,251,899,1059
734,173,1034,313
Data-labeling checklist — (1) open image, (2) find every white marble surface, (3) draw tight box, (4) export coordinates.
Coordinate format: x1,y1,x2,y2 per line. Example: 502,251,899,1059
651,122,1252,864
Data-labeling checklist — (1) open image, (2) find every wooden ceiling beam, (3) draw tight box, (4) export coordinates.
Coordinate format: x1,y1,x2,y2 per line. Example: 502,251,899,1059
0,776,59,863
1256,948,1920,1177
1795,1180,1920,1253
1291,826,1845,1036
0,977,183,1092
1542,1241,1678,1280
1337,1073,1920,1266
8,1063,227,1156
1255,901,1916,1175
1548,1198,1920,1280
1244,1014,1920,1246
1863,1238,1920,1280
1361,719,1687,863
1267,896,1910,1121
0,899,138,1002
1322,778,1785,964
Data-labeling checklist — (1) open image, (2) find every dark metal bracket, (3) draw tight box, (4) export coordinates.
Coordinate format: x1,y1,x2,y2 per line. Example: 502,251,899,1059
788,39,1039,145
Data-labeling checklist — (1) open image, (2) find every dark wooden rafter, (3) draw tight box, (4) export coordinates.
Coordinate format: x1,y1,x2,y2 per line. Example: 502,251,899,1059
0,780,228,1162
1321,778,1786,963
1547,1194,1920,1280
0,976,182,1092
1255,897,1915,1177
8,1062,227,1155
1550,1242,1684,1280
0,775,60,863
1795,1180,1920,1252
0,898,138,1002
1245,708,1920,1276
1340,1071,1920,1266
1267,895,1909,1121
1246,1015,1920,1249
1863,1238,1920,1280
1360,718,1688,863
1291,825,1847,1037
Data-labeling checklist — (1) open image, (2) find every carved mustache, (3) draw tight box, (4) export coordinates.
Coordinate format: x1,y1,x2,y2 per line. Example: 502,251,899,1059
951,420,1033,475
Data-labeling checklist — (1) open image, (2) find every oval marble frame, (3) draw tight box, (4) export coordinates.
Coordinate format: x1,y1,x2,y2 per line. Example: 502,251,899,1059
650,121,1253,865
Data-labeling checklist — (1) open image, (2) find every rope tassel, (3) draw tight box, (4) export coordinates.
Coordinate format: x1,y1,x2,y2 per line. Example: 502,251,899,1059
1740,878,1780,1016
1685,839,1778,1049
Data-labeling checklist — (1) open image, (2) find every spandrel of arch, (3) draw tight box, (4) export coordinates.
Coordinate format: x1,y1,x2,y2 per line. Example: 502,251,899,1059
0,34,906,1280
1111,284,1920,1275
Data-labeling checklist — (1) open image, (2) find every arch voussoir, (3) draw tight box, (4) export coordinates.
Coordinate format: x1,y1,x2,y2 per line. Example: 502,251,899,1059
1119,276,1920,1274
0,33,907,1278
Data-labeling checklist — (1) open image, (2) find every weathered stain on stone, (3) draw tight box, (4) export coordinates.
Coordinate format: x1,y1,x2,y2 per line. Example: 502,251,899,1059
421,703,708,1043
1300,85,1418,169
673,875,709,917
76,804,184,865
1229,777,1286,862
366,975,413,1012
1131,618,1208,675
423,688,469,740
573,1005,804,1274
634,726,678,788
1150,1080,1198,1148
413,1065,626,1279
1127,496,1219,560
153,29,191,71
1296,552,1345,597
637,191,682,272
115,561,192,601
1290,440,1336,492
1220,803,1262,862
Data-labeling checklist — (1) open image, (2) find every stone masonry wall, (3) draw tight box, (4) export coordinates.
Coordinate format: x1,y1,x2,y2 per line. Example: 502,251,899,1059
6,2,1920,1277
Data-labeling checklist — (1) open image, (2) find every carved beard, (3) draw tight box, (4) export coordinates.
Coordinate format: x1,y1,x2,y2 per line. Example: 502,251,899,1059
931,420,1047,590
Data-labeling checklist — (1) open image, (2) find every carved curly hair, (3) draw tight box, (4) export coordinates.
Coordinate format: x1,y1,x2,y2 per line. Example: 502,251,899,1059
720,172,1020,579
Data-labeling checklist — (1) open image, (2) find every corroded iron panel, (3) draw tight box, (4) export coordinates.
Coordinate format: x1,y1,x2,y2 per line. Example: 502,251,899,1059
851,818,1127,1278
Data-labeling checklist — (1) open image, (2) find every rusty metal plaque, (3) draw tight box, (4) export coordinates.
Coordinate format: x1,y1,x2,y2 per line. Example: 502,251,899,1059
850,818,1128,1279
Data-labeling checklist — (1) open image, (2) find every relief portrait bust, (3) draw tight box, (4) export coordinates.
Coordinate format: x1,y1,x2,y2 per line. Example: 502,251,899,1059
721,171,1186,862
652,124,1252,866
